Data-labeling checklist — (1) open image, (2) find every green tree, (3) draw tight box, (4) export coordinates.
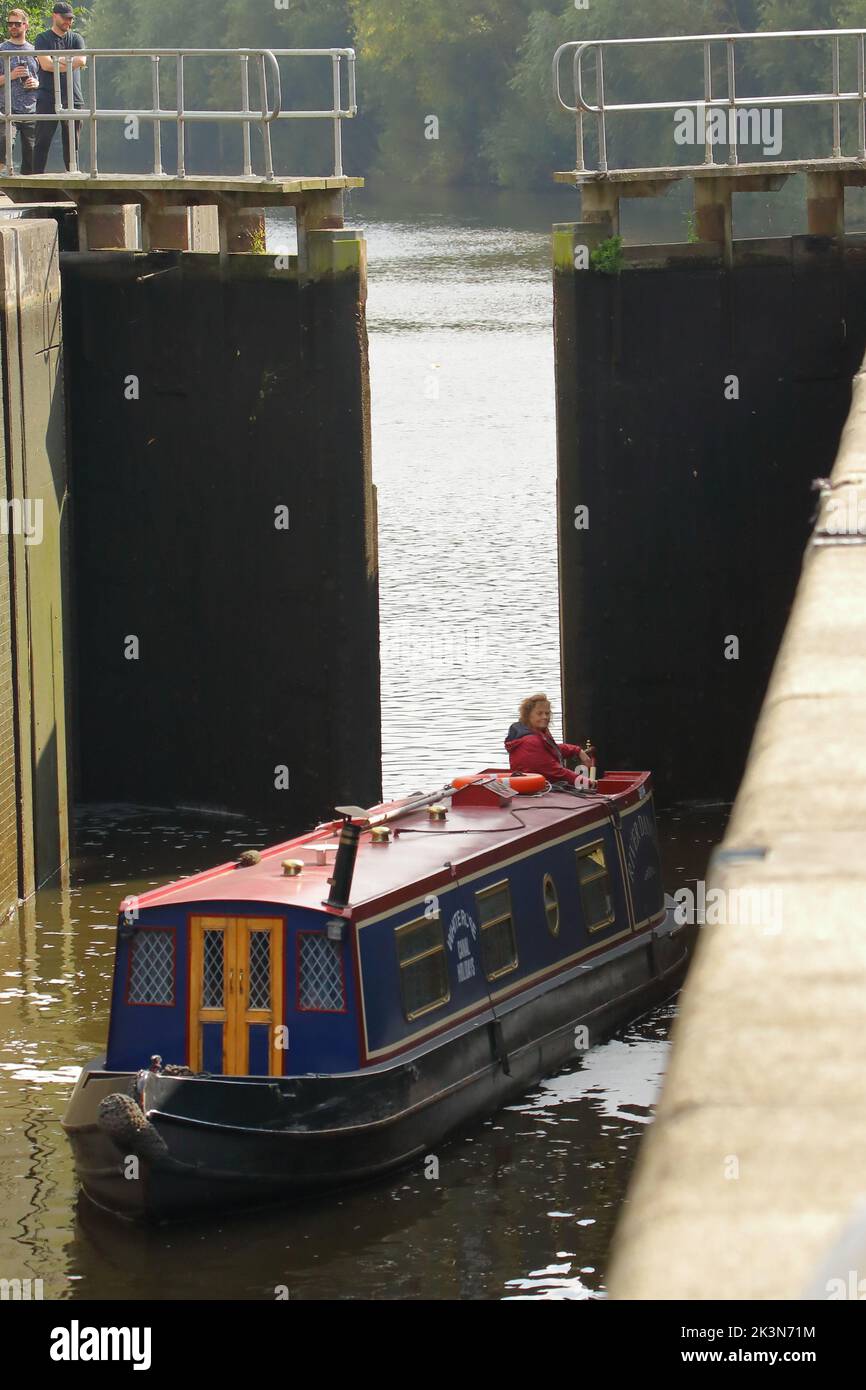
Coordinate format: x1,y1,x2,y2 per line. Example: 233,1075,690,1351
350,0,561,183
486,0,765,183
753,1,866,158
81,0,866,185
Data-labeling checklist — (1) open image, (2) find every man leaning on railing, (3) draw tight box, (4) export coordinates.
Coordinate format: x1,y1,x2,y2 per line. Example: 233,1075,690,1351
31,2,86,174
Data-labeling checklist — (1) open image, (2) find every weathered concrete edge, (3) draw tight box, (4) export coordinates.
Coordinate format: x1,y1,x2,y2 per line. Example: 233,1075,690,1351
56,231,366,284
607,355,866,1301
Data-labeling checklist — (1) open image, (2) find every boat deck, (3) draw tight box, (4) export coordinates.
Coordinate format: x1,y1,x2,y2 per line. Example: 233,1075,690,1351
133,771,651,919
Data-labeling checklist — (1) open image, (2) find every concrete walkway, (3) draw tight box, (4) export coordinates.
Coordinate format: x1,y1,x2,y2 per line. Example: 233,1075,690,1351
609,354,866,1300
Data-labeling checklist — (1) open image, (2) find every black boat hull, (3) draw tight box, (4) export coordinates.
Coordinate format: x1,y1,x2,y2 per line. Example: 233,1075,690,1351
62,911,692,1220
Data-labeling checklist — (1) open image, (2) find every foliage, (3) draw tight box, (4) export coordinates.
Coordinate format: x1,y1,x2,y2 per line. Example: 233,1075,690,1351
0,2,88,35
246,221,267,254
349,0,561,184
590,234,625,273
81,0,866,185
86,0,370,177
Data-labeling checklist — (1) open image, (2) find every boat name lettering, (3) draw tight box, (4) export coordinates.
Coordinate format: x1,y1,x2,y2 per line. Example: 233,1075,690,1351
448,909,478,983
447,909,477,950
626,813,655,880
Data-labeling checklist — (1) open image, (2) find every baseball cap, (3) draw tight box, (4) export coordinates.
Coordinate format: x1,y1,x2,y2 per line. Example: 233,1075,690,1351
53,3,74,14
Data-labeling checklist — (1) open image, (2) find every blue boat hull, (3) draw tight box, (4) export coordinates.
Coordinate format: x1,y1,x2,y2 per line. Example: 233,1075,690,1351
62,907,692,1221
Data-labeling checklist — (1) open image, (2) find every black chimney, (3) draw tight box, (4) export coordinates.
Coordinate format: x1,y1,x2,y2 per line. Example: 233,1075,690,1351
326,816,362,910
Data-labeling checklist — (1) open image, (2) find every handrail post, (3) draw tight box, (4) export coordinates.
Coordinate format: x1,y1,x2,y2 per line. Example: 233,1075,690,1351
832,36,842,160
240,53,252,176
348,50,357,116
575,47,585,170
88,55,97,174
66,49,78,173
53,55,62,157
726,37,737,166
257,53,274,181
596,45,608,174
859,34,866,160
176,53,185,176
152,56,163,175
554,42,574,115
2,55,12,176
332,53,343,177
703,40,713,165
571,46,587,170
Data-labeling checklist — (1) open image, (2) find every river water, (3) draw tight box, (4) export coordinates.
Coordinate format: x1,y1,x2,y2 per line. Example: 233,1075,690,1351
0,185,727,1300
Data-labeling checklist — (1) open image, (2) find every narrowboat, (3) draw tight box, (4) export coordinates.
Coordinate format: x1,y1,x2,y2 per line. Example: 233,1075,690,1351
62,769,692,1221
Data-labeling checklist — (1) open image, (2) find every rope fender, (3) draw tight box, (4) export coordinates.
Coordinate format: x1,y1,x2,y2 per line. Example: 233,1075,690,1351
97,1092,169,1165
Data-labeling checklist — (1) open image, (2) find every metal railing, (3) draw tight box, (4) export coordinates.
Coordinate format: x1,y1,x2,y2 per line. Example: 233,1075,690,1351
0,46,357,180
553,29,866,173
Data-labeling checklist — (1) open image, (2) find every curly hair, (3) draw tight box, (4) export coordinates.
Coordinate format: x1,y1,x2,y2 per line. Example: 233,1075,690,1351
518,692,550,726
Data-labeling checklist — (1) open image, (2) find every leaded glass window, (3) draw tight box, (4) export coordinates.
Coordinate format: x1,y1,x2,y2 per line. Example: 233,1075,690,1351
128,929,174,1005
298,933,345,1012
202,929,224,1008
248,930,271,1010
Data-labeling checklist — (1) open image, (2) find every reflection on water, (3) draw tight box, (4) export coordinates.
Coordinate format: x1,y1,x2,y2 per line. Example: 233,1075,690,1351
0,186,727,1300
502,1009,674,1301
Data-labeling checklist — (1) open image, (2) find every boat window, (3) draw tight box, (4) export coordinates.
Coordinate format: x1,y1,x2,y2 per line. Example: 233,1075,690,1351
248,930,272,1010
298,933,346,1012
127,929,175,1005
475,880,518,980
543,874,560,936
576,842,615,931
395,917,450,1021
202,929,224,1008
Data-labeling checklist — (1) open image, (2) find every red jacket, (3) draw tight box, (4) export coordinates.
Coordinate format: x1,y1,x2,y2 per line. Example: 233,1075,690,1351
504,722,584,786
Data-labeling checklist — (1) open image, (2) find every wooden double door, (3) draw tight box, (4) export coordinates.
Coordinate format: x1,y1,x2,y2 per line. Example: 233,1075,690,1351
189,916,284,1076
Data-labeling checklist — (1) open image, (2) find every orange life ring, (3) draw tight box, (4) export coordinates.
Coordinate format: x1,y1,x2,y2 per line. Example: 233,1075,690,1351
507,774,547,795
452,772,547,796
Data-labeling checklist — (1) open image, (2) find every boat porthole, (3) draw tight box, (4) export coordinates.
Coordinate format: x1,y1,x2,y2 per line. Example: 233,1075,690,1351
543,873,560,936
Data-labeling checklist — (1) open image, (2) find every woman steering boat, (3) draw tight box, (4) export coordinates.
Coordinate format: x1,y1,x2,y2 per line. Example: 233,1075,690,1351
505,692,594,789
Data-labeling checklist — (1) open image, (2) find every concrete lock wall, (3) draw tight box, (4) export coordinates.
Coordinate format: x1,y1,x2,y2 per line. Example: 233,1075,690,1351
0,217,69,914
608,347,866,1302
553,231,866,804
63,235,381,825
0,339,13,919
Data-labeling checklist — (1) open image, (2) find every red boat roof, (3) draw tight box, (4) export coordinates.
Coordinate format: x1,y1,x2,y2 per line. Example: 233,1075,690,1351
130,771,652,922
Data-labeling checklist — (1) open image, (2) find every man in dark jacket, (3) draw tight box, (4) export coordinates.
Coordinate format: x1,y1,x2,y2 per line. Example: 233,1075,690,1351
32,3,86,173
